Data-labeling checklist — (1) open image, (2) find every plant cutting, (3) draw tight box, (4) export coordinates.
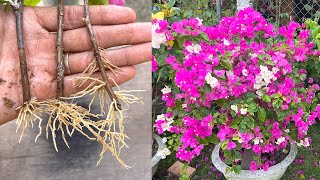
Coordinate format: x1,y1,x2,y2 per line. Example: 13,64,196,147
0,0,46,143
0,0,142,168
153,6,320,179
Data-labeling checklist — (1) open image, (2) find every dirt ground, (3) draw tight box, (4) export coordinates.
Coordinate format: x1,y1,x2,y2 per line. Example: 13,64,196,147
0,1,151,180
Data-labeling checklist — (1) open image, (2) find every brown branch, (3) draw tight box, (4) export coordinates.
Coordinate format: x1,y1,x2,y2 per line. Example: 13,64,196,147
12,0,31,103
56,0,64,98
83,0,121,109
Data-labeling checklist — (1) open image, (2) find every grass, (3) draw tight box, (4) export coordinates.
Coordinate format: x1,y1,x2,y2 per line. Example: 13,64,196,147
153,123,320,180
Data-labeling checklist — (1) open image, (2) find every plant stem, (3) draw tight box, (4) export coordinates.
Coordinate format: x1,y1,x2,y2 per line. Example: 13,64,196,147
56,0,64,99
12,0,31,103
83,0,121,109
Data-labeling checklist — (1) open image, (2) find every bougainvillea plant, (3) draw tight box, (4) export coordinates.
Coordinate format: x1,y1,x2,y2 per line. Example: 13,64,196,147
153,7,320,173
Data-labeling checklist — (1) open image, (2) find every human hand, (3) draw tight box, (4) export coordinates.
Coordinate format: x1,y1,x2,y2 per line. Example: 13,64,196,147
0,5,151,125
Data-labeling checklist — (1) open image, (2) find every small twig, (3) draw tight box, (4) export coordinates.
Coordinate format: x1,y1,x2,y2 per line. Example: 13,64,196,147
56,0,64,98
83,0,121,109
12,0,31,103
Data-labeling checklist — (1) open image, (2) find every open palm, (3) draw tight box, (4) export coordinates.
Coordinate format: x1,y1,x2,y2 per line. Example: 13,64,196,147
0,5,151,124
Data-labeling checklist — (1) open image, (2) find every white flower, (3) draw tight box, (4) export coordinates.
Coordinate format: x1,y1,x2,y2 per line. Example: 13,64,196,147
240,108,247,115
242,69,248,76
231,105,238,113
254,65,276,90
253,137,261,145
284,129,290,133
182,103,187,109
156,147,171,159
156,114,166,122
162,137,167,144
161,122,172,132
298,138,310,147
226,70,234,76
276,137,285,145
249,53,258,58
186,44,202,54
161,86,171,94
223,38,230,46
195,17,203,26
152,23,166,49
166,117,174,124
260,65,269,72
256,90,263,98
205,73,219,88
272,67,279,74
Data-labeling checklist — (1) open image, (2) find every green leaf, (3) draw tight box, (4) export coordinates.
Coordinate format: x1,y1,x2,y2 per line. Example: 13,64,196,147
200,33,210,42
199,138,208,145
216,99,226,107
262,94,271,103
221,141,227,150
247,117,255,129
304,4,312,12
234,165,241,174
207,133,219,144
24,0,41,6
229,118,240,129
234,151,242,160
258,107,266,122
219,115,228,125
88,0,108,5
167,0,175,9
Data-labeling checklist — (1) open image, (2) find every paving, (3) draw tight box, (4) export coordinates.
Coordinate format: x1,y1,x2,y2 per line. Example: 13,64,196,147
0,1,151,180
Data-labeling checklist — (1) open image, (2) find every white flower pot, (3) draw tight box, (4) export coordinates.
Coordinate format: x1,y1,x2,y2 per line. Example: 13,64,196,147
152,134,165,176
211,142,297,180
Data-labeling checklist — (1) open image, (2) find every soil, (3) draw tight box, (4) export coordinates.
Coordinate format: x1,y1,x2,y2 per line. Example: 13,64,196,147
0,78,6,85
3,97,15,109
152,138,159,157
30,72,35,79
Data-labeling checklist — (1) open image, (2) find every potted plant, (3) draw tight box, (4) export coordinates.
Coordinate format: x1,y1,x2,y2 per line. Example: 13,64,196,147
153,6,320,180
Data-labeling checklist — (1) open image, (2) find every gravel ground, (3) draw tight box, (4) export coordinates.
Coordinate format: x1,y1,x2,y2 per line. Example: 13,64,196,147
0,1,151,180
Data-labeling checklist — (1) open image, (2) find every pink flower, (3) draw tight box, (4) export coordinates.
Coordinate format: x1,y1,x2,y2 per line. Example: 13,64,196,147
250,161,258,172
227,141,236,150
152,56,158,72
154,120,166,134
109,0,125,6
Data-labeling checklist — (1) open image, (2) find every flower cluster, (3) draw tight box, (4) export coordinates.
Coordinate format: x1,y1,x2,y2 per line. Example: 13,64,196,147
153,7,320,173
156,147,171,159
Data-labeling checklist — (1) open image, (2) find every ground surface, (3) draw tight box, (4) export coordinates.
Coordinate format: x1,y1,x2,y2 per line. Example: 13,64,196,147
0,1,151,180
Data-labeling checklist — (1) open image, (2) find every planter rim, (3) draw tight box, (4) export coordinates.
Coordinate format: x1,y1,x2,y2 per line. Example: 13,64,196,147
211,141,297,178
152,134,166,167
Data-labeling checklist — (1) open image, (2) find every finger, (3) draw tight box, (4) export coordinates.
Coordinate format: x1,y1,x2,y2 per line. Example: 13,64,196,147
64,66,136,96
67,42,151,75
63,22,151,52
33,5,136,31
